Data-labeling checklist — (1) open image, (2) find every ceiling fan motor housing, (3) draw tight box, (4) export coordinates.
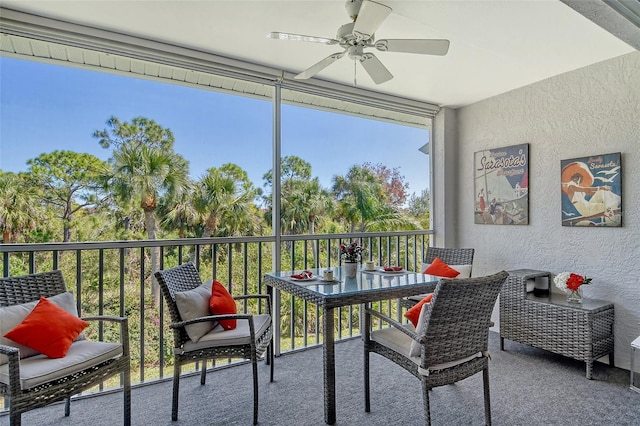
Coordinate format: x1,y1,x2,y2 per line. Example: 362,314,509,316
337,22,374,47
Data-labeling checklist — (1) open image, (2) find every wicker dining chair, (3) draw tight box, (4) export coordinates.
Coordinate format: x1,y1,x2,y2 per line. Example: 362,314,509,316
0,270,131,426
364,270,508,426
400,247,475,309
154,262,274,425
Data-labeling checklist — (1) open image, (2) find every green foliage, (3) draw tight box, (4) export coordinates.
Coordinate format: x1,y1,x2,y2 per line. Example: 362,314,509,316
333,164,408,232
26,150,108,242
262,155,312,188
1,114,432,385
407,188,432,229
193,164,261,238
0,171,42,243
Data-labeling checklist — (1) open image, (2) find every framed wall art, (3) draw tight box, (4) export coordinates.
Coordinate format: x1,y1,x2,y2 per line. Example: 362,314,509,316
474,143,529,225
561,152,622,227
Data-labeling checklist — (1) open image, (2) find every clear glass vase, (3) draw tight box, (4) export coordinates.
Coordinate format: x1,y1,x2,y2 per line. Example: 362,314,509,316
567,288,582,304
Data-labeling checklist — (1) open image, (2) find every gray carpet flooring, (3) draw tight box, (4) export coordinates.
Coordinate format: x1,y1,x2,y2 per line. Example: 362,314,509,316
3,332,640,426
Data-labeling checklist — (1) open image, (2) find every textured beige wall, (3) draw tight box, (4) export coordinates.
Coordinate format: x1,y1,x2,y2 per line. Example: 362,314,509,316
442,51,640,369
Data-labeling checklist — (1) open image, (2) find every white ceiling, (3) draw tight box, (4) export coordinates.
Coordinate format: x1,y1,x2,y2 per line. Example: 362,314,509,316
0,0,637,109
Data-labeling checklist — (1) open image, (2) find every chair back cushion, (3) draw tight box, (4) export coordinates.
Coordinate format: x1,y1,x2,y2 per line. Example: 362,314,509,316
421,262,472,278
175,283,215,343
4,296,89,358
155,262,203,316
0,291,84,364
155,262,205,346
422,247,474,277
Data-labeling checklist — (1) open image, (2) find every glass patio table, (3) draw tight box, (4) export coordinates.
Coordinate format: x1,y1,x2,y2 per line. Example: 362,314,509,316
264,267,439,425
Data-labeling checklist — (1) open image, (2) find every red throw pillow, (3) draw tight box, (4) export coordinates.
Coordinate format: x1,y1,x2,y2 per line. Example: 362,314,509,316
4,296,89,358
209,280,237,330
423,257,460,278
404,293,433,328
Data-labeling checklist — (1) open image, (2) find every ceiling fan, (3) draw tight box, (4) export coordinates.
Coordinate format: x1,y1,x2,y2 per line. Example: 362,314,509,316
267,0,450,85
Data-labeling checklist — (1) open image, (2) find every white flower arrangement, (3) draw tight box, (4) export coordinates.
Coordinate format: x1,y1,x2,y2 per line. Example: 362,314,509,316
554,271,591,293
553,272,571,293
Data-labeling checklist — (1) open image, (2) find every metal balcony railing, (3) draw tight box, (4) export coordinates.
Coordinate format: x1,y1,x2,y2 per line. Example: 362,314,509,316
0,230,431,408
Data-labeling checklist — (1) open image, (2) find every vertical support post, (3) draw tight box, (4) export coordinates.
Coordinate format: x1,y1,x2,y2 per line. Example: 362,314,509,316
272,79,283,356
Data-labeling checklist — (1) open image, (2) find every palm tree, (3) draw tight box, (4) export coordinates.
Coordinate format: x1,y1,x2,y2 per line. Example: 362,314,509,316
95,117,190,304
285,178,334,260
160,186,199,238
193,164,259,238
0,171,39,243
332,165,386,232
263,156,333,238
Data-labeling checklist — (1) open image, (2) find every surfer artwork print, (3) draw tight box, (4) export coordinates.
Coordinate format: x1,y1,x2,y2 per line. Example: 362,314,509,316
561,152,622,227
474,143,529,225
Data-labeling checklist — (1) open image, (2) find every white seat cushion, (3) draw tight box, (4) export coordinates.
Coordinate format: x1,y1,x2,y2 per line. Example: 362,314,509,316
0,340,122,389
371,326,482,375
180,314,271,353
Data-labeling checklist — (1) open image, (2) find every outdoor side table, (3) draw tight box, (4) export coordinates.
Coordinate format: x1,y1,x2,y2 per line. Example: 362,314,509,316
631,336,640,393
500,269,615,379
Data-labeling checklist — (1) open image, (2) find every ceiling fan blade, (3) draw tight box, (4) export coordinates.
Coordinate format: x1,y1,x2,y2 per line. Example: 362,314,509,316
352,0,392,40
359,53,393,84
267,32,339,45
294,50,346,80
375,39,450,56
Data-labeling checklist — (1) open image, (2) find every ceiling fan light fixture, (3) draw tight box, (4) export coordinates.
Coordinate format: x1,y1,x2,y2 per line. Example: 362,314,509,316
348,45,365,59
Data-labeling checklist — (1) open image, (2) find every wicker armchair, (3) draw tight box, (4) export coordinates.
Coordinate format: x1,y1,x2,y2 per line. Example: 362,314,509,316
0,270,131,426
400,247,475,309
154,262,274,424
364,271,508,425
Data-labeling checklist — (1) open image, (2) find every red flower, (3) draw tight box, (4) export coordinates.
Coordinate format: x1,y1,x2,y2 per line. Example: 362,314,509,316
566,273,591,291
340,241,364,262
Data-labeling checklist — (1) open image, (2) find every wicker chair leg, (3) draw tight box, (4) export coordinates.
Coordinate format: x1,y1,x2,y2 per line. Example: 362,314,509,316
9,411,21,426
252,358,259,425
172,362,181,421
483,368,492,426
200,359,207,385
364,350,371,412
65,396,71,416
124,368,132,426
269,342,275,382
421,380,432,426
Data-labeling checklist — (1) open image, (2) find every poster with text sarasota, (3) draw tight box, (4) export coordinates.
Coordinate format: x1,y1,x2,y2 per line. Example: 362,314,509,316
561,152,622,227
474,143,529,225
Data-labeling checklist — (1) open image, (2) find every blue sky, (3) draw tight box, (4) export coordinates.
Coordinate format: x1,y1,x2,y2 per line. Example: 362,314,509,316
0,56,430,195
